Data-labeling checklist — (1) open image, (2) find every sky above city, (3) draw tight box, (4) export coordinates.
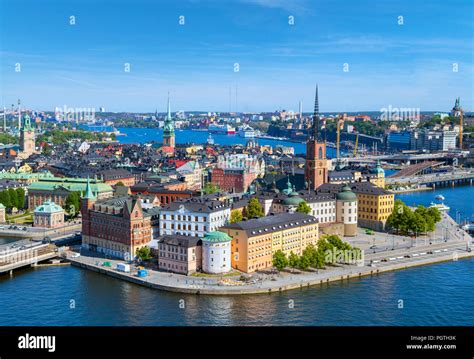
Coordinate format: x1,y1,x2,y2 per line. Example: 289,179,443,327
0,0,473,113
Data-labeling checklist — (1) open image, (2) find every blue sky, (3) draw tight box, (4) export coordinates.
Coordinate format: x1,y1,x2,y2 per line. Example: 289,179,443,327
0,0,472,113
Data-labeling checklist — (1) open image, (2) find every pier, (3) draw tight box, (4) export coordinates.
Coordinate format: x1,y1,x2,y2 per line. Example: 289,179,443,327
385,169,474,187
0,242,58,275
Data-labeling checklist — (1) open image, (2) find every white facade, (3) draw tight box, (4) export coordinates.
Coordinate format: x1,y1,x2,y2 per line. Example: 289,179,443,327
336,200,358,225
159,204,231,238
202,240,231,274
308,200,337,224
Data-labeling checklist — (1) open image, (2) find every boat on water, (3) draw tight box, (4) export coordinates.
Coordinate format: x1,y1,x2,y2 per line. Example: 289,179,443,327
238,125,259,138
429,202,450,212
435,195,445,201
208,123,236,135
207,133,214,145
462,223,474,232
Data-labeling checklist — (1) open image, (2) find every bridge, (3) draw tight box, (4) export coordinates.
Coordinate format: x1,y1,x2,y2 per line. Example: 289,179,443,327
388,161,444,178
0,242,58,275
386,169,474,187
341,151,468,165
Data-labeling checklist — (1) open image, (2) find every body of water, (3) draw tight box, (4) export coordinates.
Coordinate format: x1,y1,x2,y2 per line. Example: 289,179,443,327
1,257,472,326
1,128,472,326
117,127,338,156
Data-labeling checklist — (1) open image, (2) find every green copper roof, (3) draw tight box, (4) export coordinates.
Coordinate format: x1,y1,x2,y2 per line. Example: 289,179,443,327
372,159,385,175
203,231,232,243
34,201,64,213
0,203,5,209
28,177,112,194
21,113,33,131
83,176,96,199
163,93,175,134
336,184,357,201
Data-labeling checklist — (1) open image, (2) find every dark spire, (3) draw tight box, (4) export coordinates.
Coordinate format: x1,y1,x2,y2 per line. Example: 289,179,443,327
312,84,320,140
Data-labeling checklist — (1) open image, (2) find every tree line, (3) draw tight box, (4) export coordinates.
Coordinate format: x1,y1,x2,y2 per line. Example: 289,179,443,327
0,188,26,210
272,235,361,272
386,199,442,235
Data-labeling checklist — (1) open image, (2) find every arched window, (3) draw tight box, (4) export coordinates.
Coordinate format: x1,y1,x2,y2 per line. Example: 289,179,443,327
318,147,323,159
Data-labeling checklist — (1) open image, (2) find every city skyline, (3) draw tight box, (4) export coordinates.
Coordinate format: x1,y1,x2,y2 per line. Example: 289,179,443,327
1,0,473,113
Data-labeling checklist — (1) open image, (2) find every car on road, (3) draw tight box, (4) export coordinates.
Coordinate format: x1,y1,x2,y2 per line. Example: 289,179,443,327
369,245,377,249
10,243,19,249
19,246,26,250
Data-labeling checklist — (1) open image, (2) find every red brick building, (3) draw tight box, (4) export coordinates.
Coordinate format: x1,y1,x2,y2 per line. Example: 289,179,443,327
210,168,256,193
81,179,152,259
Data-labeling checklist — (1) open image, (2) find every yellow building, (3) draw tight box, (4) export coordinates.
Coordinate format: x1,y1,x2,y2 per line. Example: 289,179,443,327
221,213,319,273
368,160,385,188
352,184,393,231
319,182,394,231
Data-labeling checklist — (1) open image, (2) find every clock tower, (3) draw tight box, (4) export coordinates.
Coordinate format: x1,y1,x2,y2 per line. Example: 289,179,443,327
305,85,329,190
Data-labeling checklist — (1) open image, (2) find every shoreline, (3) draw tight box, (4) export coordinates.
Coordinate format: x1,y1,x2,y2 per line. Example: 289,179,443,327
67,247,474,296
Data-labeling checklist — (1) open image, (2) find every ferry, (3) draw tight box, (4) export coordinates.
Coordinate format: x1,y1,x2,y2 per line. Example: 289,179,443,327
429,202,450,212
435,195,445,201
238,125,259,138
462,223,474,232
208,123,236,135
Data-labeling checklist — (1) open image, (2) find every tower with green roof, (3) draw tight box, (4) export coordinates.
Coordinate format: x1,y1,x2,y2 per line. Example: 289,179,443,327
20,113,35,156
81,177,97,240
162,93,175,151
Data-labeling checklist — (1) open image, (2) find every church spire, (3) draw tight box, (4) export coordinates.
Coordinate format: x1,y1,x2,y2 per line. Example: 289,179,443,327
312,84,320,141
83,176,96,199
166,92,171,121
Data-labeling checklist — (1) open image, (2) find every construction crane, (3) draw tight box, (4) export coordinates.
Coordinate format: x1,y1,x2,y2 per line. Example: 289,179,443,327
353,133,359,157
336,114,344,160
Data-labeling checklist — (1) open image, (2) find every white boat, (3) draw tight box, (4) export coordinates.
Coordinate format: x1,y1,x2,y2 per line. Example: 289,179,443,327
429,202,450,212
462,223,474,231
238,125,259,138
208,123,236,134
435,195,445,201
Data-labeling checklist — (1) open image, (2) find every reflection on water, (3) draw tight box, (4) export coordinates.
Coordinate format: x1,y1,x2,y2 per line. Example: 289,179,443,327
1,258,473,326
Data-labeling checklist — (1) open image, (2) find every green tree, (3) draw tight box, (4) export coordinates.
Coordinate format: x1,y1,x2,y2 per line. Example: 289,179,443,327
16,188,25,209
326,234,351,251
272,250,288,271
245,198,264,219
65,191,81,217
296,200,312,215
7,188,18,209
288,251,299,272
409,211,427,236
0,190,12,209
230,209,243,224
136,246,152,262
115,181,125,187
426,206,442,223
203,183,220,194
297,251,311,270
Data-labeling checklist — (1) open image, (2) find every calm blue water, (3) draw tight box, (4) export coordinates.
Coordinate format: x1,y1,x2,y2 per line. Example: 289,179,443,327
0,258,472,326
1,184,473,326
396,185,474,224
1,129,472,326
117,127,337,156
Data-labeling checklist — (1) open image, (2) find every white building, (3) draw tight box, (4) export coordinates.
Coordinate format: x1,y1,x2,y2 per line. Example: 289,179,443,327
201,231,232,274
336,185,358,236
159,198,231,238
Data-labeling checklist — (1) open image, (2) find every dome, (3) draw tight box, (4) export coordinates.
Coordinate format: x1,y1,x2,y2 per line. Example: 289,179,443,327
336,185,357,201
203,231,232,243
283,193,305,206
371,159,385,175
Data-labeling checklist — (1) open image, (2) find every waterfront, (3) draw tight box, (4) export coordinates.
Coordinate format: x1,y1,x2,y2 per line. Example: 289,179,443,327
117,127,326,156
1,257,472,326
1,183,473,326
